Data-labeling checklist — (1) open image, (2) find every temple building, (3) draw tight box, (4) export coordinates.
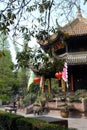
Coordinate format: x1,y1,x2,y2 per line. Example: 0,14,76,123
38,8,87,91
62,9,87,91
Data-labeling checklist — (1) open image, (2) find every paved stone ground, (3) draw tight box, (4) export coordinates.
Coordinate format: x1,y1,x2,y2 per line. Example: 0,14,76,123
1,106,87,130
16,108,87,130
48,113,87,130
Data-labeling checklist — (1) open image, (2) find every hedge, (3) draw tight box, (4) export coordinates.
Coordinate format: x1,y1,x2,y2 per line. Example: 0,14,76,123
0,110,68,130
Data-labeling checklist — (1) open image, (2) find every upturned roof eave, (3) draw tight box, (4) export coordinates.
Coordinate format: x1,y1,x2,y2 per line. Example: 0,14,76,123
38,15,87,47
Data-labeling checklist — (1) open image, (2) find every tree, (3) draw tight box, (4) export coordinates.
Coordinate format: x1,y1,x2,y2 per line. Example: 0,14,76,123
0,0,87,67
0,0,87,96
16,68,30,95
0,0,87,48
84,0,87,3
16,42,64,78
0,50,20,102
0,31,10,58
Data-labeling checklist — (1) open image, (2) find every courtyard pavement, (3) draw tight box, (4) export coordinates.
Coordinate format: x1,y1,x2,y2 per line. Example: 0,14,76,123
0,106,87,130
16,108,87,130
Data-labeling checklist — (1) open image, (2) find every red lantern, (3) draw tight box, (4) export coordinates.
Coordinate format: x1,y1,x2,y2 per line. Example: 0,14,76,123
34,77,40,83
55,72,62,80
55,72,59,79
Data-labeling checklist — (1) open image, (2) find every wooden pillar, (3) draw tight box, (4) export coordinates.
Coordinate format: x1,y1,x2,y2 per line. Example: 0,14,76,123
48,78,51,94
61,79,66,92
41,75,45,93
71,74,74,91
58,79,61,88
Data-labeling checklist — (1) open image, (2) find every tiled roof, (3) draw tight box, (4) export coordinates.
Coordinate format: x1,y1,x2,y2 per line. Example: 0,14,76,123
38,10,87,46
62,17,87,36
67,54,87,64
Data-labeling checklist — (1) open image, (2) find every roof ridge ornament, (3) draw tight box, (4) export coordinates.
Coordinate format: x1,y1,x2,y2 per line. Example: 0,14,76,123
77,6,82,19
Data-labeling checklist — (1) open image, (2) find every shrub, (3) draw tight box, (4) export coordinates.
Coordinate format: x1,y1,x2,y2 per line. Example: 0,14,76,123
0,112,12,130
16,117,32,130
38,123,68,130
75,89,87,101
0,112,23,130
0,110,68,130
8,113,23,130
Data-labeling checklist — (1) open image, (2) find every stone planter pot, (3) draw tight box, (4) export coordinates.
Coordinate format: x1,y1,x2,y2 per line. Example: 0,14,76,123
69,99,87,112
60,109,69,118
40,100,46,107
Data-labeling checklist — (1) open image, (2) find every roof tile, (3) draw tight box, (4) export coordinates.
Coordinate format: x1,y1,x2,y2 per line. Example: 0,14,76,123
62,17,87,36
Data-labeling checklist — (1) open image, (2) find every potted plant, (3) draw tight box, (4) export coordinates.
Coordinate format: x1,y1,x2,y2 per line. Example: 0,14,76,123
35,94,46,107
58,92,69,118
60,103,69,118
66,92,75,103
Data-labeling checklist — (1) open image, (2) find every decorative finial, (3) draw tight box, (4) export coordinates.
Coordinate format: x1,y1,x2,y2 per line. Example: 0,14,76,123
77,6,82,19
